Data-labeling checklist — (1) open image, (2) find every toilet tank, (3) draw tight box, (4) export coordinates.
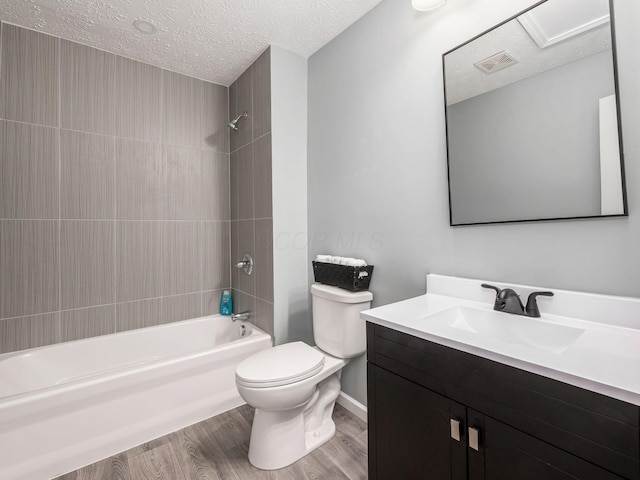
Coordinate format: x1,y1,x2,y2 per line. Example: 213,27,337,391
311,283,373,359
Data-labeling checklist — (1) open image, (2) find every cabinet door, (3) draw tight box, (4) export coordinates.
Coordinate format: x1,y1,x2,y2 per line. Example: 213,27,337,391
368,364,467,480
467,410,625,480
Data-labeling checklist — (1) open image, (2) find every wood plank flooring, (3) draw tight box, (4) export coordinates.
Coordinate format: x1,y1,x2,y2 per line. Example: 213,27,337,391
56,403,368,480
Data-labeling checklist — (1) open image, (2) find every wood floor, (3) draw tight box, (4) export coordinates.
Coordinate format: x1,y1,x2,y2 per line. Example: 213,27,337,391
55,404,368,480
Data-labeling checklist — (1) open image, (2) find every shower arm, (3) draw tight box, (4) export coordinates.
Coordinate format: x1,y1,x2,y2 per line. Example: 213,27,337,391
228,112,248,130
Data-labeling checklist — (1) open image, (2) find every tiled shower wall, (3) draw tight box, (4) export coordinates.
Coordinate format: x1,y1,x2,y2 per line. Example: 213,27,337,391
0,22,231,353
230,48,274,337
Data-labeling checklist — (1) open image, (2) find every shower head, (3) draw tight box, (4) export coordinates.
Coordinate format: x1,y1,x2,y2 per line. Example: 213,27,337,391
227,112,248,131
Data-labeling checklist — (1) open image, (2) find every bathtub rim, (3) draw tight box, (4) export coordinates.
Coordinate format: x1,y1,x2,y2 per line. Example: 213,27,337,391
0,315,270,406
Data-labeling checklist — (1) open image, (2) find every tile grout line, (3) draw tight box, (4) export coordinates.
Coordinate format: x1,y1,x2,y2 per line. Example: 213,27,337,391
159,66,165,322
226,86,233,291
0,218,233,222
250,139,257,302
230,130,270,155
57,34,62,344
0,117,229,154
199,78,203,317
0,291,218,324
113,60,118,334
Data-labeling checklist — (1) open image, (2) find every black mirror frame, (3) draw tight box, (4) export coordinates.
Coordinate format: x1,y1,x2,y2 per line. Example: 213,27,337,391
442,0,628,227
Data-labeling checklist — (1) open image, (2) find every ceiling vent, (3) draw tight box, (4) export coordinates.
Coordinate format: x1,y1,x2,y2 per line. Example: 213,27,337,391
474,51,518,74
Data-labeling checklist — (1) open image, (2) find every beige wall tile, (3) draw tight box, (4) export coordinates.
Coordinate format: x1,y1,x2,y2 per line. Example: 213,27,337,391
60,221,115,310
60,305,115,342
201,81,229,153
229,81,238,153
201,289,225,316
234,69,253,149
255,298,274,337
254,219,273,303
201,150,230,221
0,312,60,354
162,70,201,148
116,221,162,302
163,145,201,221
202,221,230,291
232,220,255,296
0,220,59,318
231,289,255,317
61,130,115,219
0,120,59,219
0,25,232,349
115,56,161,142
253,133,272,219
233,144,254,220
116,298,162,332
252,48,271,140
162,222,200,296
161,293,201,324
60,40,116,135
0,24,59,126
115,138,163,220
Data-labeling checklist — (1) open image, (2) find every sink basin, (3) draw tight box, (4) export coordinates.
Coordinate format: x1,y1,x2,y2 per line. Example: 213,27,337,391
362,275,640,404
422,306,585,354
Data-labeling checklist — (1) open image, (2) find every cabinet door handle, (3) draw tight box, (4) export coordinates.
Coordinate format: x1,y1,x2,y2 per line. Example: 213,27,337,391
468,427,480,451
450,419,461,441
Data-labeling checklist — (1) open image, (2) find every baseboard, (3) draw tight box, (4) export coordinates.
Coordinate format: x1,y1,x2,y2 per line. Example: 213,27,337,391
336,391,367,423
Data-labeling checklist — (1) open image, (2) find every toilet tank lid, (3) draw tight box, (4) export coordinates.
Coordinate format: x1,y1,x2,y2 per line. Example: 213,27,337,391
311,283,373,303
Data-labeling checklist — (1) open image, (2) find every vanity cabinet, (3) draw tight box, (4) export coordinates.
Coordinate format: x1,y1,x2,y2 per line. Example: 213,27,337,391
367,323,640,480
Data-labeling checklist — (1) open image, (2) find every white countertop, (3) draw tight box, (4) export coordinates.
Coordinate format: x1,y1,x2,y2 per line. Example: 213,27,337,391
362,275,640,406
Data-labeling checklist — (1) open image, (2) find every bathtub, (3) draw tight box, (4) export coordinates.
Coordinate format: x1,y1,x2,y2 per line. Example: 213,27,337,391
0,314,272,480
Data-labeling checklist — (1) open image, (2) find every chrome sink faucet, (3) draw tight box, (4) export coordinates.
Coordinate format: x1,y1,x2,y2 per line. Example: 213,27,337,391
482,284,554,318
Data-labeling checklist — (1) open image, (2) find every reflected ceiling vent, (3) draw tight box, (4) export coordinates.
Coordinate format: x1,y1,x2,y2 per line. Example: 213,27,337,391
474,51,518,74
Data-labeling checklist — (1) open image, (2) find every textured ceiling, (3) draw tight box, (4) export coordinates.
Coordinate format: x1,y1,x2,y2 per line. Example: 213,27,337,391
0,0,383,86
445,0,612,105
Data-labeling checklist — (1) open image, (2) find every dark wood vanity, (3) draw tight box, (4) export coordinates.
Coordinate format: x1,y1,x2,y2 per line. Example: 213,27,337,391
367,323,640,480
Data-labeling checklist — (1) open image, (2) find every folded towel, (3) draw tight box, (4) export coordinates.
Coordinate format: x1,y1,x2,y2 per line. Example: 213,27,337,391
336,256,348,265
316,255,368,267
346,258,367,267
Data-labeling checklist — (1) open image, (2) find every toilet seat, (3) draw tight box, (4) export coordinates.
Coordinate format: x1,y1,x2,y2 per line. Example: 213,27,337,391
236,342,325,388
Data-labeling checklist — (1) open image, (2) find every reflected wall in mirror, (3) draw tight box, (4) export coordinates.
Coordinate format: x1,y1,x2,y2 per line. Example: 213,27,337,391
443,0,626,226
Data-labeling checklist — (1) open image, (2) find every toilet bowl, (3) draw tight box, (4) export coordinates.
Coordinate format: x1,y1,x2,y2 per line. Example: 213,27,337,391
235,284,372,470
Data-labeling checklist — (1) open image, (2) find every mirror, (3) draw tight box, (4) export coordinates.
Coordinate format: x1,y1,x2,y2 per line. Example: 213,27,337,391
443,0,626,226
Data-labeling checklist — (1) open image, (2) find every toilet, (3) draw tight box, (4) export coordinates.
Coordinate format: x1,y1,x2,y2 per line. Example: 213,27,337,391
235,283,373,470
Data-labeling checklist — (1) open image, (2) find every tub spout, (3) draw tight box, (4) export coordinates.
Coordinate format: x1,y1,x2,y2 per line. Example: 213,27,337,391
232,311,250,322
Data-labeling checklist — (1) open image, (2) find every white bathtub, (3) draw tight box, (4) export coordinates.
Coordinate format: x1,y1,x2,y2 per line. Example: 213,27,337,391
0,314,272,480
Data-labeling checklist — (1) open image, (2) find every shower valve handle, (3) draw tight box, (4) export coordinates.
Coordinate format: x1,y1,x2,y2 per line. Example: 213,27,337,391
236,253,253,275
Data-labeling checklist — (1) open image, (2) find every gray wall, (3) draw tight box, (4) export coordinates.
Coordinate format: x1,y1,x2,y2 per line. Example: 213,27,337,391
448,51,615,224
308,0,640,405
0,22,231,353
271,47,311,346
229,48,275,336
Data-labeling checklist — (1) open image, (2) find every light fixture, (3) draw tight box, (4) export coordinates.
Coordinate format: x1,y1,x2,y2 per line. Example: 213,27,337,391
412,0,446,11
133,19,158,35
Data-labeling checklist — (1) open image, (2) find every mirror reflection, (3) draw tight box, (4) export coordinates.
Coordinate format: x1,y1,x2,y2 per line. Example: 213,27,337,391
444,0,626,225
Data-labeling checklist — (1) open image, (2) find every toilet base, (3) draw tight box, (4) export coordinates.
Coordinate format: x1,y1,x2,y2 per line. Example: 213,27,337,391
247,373,341,470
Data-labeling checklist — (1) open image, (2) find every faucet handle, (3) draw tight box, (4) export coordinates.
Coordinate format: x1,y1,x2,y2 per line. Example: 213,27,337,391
525,291,554,317
481,283,501,296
